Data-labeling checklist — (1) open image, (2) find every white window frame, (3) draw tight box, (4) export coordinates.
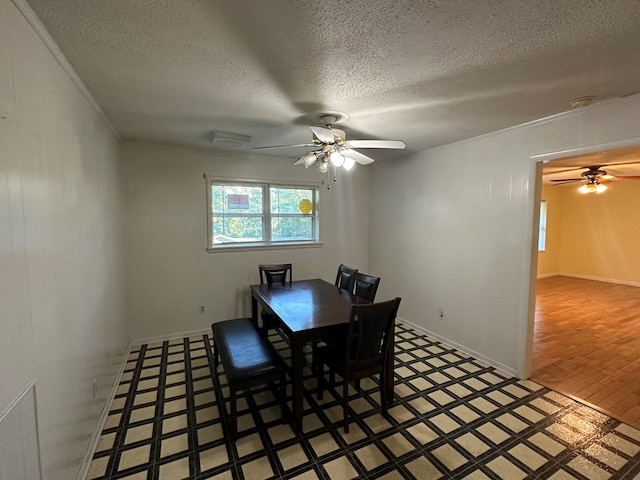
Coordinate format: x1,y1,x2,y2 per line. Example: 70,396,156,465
538,200,547,251
206,177,321,251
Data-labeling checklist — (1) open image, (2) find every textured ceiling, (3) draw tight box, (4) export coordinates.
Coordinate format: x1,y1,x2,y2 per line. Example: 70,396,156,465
24,0,640,163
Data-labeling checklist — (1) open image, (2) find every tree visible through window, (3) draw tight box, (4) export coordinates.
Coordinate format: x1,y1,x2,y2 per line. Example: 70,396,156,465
207,179,318,248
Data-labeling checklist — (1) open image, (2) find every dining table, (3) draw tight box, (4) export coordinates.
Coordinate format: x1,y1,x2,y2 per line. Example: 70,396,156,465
250,278,395,432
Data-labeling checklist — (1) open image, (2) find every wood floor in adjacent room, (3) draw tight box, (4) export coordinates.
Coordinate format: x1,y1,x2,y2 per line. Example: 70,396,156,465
532,275,640,429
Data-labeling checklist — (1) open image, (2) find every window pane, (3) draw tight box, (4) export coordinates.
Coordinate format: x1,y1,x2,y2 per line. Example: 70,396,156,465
271,216,313,241
212,185,263,214
212,184,264,244
270,187,314,214
213,216,263,243
538,200,547,251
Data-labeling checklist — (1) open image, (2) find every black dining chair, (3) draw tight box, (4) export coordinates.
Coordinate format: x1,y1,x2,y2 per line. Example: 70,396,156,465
335,264,357,292
258,263,292,334
316,297,402,432
352,272,381,301
312,264,359,373
350,272,381,390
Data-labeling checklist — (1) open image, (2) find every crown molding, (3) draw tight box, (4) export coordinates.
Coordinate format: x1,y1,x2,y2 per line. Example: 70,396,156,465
11,0,121,141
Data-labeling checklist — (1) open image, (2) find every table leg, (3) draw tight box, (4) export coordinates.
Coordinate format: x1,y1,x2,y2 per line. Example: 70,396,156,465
251,295,258,326
291,337,304,433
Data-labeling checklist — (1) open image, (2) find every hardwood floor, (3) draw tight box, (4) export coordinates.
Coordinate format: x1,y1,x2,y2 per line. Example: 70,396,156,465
532,275,640,429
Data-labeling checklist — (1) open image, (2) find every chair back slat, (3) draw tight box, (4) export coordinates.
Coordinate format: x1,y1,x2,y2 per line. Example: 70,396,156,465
353,272,381,301
259,263,292,286
335,264,357,292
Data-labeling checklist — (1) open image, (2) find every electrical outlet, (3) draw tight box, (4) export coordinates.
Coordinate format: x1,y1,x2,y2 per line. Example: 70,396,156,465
200,305,205,313
92,378,98,398
439,307,445,320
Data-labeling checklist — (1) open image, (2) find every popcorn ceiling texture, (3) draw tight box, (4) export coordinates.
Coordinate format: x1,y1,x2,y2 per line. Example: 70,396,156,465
24,0,640,157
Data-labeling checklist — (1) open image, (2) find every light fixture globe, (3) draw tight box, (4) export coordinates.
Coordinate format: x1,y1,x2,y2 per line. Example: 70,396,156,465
579,183,596,194
343,156,355,171
579,180,607,194
300,152,317,168
330,151,345,167
318,161,329,173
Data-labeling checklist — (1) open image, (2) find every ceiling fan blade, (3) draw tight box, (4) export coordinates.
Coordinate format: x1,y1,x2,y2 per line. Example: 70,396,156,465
343,149,375,165
347,139,406,149
310,126,334,144
550,178,582,182
253,143,316,150
551,179,583,185
613,175,640,180
543,167,583,176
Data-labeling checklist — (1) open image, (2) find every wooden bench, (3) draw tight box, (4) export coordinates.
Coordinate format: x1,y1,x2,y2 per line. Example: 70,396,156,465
211,317,286,438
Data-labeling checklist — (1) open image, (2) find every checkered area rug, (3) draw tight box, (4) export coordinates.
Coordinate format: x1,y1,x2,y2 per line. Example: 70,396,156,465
86,323,640,479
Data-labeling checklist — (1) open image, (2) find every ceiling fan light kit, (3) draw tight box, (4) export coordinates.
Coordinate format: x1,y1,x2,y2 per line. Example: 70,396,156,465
579,181,607,194
330,151,345,167
300,152,317,168
343,156,355,171
579,167,608,194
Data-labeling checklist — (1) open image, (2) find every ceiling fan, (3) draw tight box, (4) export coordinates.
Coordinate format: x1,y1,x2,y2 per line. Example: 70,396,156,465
254,114,406,174
549,165,640,193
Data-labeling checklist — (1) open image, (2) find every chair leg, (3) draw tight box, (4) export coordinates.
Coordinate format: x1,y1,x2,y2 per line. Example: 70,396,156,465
311,341,317,373
343,379,350,433
213,338,219,370
380,372,389,416
317,361,324,400
230,386,237,439
279,371,286,424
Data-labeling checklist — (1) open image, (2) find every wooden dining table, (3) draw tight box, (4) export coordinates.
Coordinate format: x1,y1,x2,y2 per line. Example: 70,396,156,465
250,278,395,432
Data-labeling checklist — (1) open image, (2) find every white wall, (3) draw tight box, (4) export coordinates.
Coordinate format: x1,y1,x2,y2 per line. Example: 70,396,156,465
0,1,128,479
122,142,370,340
370,94,640,376
539,182,640,285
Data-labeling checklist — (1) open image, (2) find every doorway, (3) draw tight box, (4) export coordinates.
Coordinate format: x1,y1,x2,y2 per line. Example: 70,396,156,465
528,141,640,429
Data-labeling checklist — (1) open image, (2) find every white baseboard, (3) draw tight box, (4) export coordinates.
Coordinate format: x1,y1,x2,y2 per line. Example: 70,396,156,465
76,340,133,480
132,327,212,346
396,317,517,378
537,272,640,287
536,272,558,279
558,272,640,288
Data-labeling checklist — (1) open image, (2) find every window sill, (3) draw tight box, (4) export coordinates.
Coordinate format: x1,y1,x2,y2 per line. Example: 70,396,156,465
207,242,324,253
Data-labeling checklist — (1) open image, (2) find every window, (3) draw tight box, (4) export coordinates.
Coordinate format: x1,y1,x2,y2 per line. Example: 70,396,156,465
207,178,319,249
538,200,547,251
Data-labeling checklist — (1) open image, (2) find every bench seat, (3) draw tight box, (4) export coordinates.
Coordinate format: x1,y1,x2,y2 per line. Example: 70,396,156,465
211,317,285,438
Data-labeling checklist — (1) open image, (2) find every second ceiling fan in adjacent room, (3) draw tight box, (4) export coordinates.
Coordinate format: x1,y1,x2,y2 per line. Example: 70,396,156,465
548,164,640,194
